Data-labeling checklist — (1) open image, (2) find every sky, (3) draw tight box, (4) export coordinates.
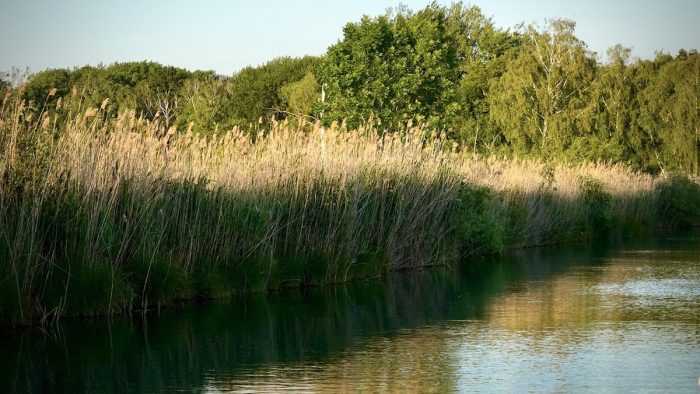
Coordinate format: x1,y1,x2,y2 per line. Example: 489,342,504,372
1,0,698,76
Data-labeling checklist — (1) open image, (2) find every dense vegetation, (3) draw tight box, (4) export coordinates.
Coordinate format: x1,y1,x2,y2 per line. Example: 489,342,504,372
7,3,698,175
1,89,698,325
13,56,321,135
1,2,698,325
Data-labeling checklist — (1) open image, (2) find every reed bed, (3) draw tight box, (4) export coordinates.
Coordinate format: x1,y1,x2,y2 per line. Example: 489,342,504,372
0,92,697,325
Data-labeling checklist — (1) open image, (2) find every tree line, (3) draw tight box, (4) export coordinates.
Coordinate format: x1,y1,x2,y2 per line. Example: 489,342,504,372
7,56,320,133
3,2,698,175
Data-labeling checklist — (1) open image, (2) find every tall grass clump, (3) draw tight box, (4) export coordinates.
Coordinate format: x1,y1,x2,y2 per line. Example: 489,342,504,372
655,175,700,228
0,89,695,325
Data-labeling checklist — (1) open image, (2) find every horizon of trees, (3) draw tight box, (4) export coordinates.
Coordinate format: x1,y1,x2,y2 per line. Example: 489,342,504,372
2,2,698,175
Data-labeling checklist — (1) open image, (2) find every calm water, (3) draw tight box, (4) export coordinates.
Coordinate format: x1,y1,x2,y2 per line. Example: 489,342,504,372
2,233,700,393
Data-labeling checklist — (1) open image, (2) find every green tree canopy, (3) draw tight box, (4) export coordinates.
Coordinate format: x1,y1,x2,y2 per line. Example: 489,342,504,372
318,4,461,130
226,56,320,127
317,2,519,138
11,9,699,176
489,19,596,158
174,71,234,134
24,61,193,127
279,71,320,122
572,45,636,163
23,68,72,109
641,51,700,174
445,3,520,149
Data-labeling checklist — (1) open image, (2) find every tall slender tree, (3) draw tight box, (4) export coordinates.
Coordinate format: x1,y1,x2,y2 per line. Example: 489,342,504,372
642,51,700,174
489,19,596,157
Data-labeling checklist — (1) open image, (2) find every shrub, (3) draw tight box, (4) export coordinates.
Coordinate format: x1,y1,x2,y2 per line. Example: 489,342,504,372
580,175,612,233
656,175,700,228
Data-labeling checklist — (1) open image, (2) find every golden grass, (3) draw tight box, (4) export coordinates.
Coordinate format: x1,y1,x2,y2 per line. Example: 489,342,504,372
0,91,685,324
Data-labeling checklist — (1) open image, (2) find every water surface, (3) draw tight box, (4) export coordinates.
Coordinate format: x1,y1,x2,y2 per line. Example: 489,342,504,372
2,233,700,392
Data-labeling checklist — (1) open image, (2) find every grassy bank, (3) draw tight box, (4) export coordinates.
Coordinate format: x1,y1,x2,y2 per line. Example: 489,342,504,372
1,93,699,325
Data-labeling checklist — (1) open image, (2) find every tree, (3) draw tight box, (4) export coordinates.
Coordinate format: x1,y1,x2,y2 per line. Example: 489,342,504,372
642,51,700,174
317,3,461,130
226,56,320,128
444,3,521,150
489,19,597,157
175,71,234,134
279,71,320,122
23,62,194,129
23,68,72,109
573,45,636,163
104,62,192,127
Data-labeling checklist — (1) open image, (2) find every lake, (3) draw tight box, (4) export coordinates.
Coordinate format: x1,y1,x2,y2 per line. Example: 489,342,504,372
2,232,699,393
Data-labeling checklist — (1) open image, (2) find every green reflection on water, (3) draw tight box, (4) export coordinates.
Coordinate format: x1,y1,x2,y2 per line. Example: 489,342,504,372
2,233,699,393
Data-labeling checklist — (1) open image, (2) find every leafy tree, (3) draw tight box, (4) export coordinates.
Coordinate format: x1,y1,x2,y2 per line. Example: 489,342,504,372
70,65,112,106
572,45,636,163
24,62,194,128
445,3,521,150
175,71,235,134
103,62,191,127
641,51,700,174
317,3,461,130
11,9,700,176
23,68,72,109
226,56,320,127
279,71,320,122
316,2,517,142
489,19,596,158
621,54,673,173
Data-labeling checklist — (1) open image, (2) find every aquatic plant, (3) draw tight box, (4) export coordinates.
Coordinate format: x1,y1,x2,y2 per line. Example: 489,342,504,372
0,91,694,324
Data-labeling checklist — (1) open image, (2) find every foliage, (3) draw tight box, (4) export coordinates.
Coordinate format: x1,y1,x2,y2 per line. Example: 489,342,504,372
571,45,634,163
226,56,320,127
445,3,521,148
19,58,323,135
174,72,235,134
22,68,72,110
317,4,459,129
1,97,687,325
450,185,504,255
24,62,191,118
640,52,700,174
579,175,611,233
10,2,699,176
279,71,320,121
317,3,519,134
489,19,597,157
656,175,700,227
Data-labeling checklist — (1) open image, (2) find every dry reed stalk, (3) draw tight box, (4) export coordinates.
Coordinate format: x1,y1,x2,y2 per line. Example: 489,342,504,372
0,97,687,324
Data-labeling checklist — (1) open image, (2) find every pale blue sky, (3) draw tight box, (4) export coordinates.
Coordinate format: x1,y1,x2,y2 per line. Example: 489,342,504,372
1,0,698,75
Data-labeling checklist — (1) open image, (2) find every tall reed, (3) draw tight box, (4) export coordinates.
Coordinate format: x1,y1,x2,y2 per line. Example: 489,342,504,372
0,91,696,325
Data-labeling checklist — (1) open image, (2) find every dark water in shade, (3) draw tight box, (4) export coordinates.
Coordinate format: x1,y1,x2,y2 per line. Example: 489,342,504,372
2,232,700,393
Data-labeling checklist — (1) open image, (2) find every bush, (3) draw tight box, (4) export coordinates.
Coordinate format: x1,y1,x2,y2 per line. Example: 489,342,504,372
656,175,700,228
580,175,611,233
451,184,505,255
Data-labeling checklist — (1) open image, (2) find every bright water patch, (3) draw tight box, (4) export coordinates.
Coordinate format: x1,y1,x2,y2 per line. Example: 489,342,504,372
596,278,700,299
